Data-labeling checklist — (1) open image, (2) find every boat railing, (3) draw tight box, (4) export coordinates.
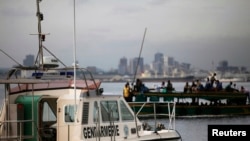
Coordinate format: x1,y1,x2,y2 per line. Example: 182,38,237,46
77,67,102,94
3,66,102,92
0,119,34,140
129,101,176,131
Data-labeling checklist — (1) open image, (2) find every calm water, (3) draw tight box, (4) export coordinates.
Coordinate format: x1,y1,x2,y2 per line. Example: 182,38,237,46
1,81,250,141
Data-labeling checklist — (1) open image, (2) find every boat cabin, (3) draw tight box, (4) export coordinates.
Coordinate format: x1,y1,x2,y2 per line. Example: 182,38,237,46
56,94,141,141
3,93,140,141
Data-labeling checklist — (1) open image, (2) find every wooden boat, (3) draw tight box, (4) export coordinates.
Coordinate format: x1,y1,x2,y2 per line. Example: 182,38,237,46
128,90,250,117
0,1,182,141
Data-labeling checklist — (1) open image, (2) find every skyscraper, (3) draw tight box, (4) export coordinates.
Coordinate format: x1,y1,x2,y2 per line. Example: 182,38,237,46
129,57,144,75
118,57,128,75
153,52,164,74
23,54,34,67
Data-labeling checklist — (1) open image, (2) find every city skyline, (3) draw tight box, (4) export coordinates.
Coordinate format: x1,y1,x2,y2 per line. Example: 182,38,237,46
1,0,250,71
3,53,246,74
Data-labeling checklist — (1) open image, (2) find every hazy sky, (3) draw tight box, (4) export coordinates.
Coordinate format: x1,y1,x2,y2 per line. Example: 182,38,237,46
1,0,250,71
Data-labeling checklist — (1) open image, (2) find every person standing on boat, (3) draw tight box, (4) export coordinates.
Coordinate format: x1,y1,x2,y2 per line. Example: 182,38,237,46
215,80,223,91
190,80,197,93
204,77,212,91
240,86,250,104
123,82,132,102
225,81,234,92
196,79,204,91
166,80,174,92
160,81,167,93
183,82,191,93
134,78,142,92
210,73,217,87
161,81,166,88
233,83,239,92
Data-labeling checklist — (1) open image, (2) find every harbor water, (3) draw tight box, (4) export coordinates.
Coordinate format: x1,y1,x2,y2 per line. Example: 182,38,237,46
1,81,250,141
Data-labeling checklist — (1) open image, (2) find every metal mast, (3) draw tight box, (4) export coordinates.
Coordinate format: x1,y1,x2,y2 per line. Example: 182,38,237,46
132,28,147,84
36,0,44,69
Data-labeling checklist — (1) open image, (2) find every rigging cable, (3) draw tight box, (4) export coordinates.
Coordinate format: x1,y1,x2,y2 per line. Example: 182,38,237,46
0,49,22,67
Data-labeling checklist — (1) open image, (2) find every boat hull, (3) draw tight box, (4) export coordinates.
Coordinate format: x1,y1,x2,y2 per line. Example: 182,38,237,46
129,91,250,117
129,103,250,117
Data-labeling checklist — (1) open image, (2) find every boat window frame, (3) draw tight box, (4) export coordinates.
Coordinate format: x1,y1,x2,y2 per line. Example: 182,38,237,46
119,100,134,121
42,101,57,122
64,104,77,123
100,100,119,122
93,101,99,123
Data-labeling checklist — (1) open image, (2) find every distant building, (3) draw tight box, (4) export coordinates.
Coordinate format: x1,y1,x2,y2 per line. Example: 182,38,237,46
128,57,144,75
166,56,175,66
118,57,128,75
216,60,247,73
163,56,175,76
115,52,193,77
86,66,97,74
180,63,191,70
216,60,228,72
23,54,34,67
154,52,164,63
153,52,164,74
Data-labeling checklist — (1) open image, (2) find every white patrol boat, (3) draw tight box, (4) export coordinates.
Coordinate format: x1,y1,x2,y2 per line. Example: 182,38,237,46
0,67,182,141
0,67,181,141
0,0,182,141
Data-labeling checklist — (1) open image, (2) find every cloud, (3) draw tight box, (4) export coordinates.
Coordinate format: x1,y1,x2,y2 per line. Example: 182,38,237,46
1,0,250,71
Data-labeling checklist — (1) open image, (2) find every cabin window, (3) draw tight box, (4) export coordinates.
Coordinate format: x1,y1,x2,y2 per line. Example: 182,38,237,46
100,101,119,122
42,102,56,122
120,100,134,121
64,105,76,122
93,101,99,123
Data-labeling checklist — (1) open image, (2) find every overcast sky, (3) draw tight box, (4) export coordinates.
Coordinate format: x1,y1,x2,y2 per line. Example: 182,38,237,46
1,0,250,71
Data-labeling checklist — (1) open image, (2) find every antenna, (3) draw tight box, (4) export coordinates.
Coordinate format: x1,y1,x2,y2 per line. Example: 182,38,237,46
32,0,62,69
35,0,44,69
73,0,77,115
